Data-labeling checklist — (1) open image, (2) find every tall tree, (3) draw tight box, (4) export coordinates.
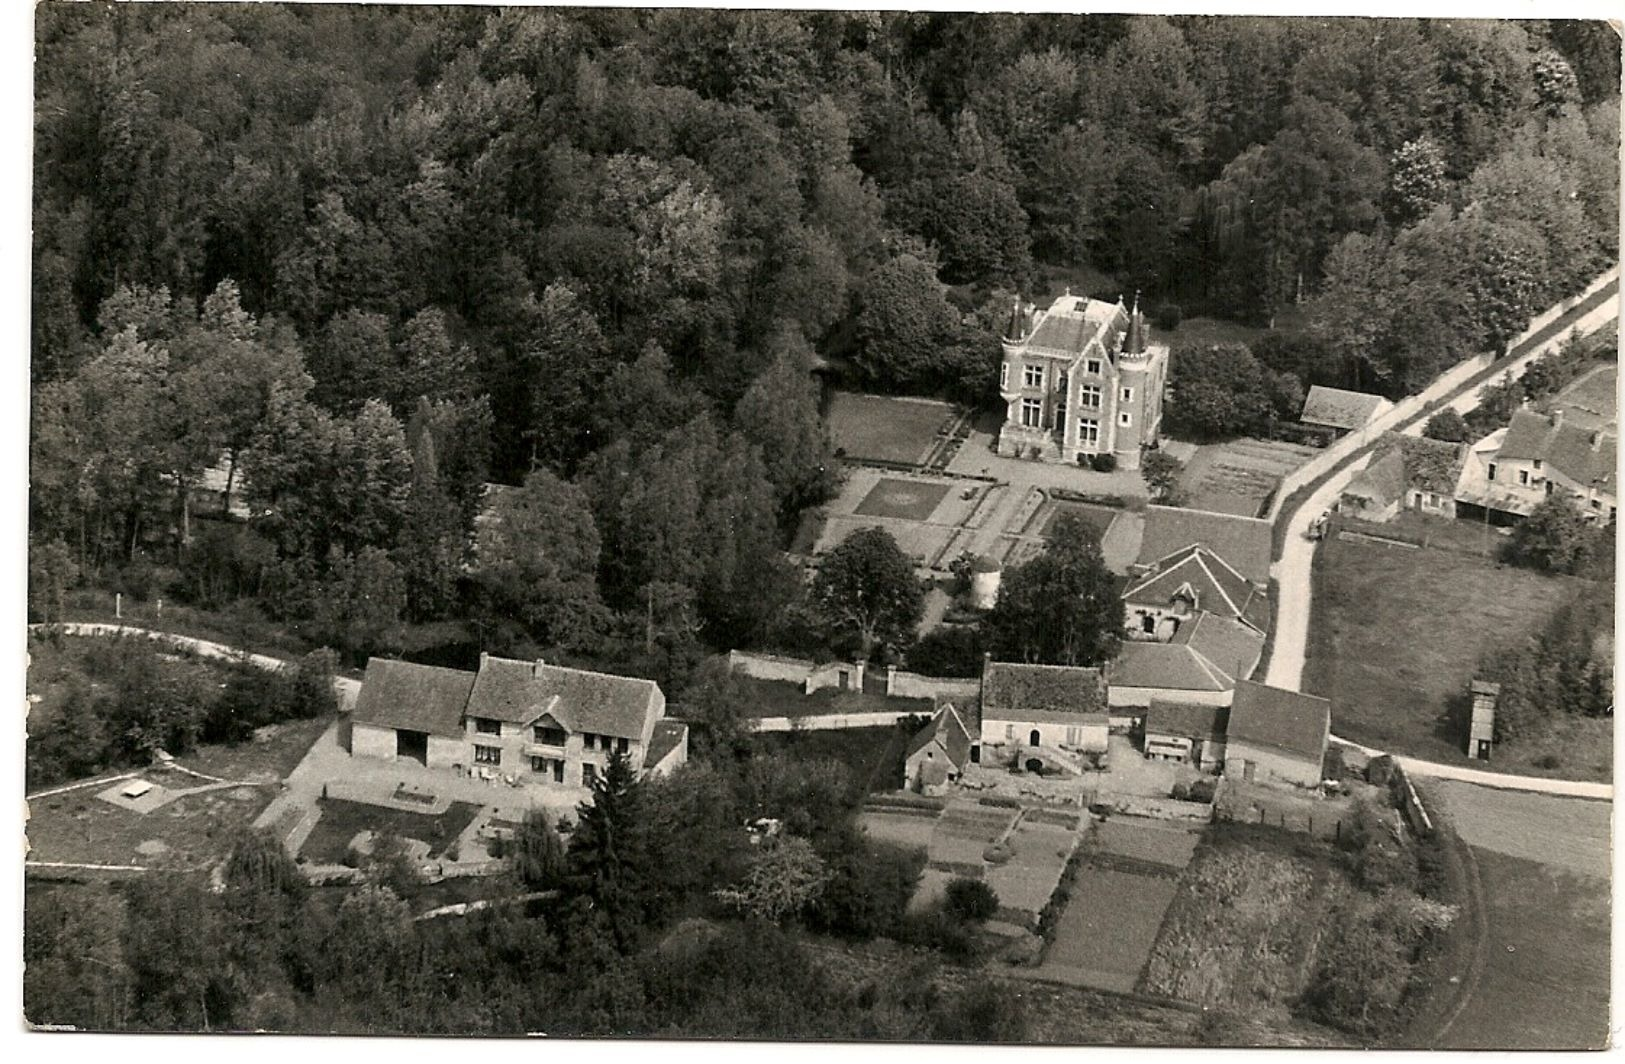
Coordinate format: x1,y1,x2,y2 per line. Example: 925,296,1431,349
985,513,1123,666
811,527,924,659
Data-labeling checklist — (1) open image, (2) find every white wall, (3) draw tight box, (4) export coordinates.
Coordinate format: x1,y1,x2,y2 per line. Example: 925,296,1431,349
981,716,1107,753
352,723,397,760
1108,686,1232,710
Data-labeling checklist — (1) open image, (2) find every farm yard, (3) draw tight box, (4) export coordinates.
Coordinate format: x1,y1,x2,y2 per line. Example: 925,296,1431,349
1428,781,1610,1050
1177,437,1320,517
1303,528,1610,777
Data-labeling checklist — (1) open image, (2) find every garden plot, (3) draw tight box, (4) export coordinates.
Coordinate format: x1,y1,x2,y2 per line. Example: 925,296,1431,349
298,797,483,866
1039,867,1180,993
1092,817,1203,871
827,392,958,467
858,809,938,854
984,816,1079,918
1179,437,1319,517
927,802,1019,873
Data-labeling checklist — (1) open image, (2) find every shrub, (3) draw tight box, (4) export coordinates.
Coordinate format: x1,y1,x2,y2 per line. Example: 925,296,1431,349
1152,302,1183,331
1422,408,1470,443
1170,782,1191,801
1187,778,1217,803
944,878,999,922
1090,453,1118,473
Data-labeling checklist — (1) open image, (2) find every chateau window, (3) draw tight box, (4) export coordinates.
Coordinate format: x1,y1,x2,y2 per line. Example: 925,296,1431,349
1487,463,1497,482
1023,364,1044,388
1085,359,1102,375
474,745,501,766
1058,371,1069,391
472,717,501,736
1121,386,1134,403
1000,362,1009,389
1079,385,1102,408
1020,398,1042,427
1078,419,1099,445
1119,412,1132,427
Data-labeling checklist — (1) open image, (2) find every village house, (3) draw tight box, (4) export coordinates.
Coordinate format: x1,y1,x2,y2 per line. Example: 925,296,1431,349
1298,385,1393,439
1222,681,1332,787
1338,434,1466,523
1122,543,1270,641
905,704,976,794
978,661,1109,765
349,652,687,786
1454,408,1617,524
996,291,1168,470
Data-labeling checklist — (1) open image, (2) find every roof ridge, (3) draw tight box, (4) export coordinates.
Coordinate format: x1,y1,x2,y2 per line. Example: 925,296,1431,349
1193,555,1244,618
988,661,1102,673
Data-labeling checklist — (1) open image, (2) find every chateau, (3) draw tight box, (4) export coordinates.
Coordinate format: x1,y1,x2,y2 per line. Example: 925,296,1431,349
997,291,1169,470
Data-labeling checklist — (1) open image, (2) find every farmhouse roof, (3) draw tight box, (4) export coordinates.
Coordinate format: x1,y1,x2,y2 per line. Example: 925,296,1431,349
1170,612,1265,683
1496,409,1616,495
1145,700,1229,743
1123,544,1270,633
1342,448,1407,509
466,655,659,739
352,659,477,739
907,704,975,768
1107,642,1234,693
981,661,1107,723
1136,505,1272,584
1226,681,1331,763
646,719,688,767
1300,386,1391,431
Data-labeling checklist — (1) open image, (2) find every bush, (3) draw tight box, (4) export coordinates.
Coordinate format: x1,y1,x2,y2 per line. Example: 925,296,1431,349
944,878,999,922
1152,302,1183,331
907,625,985,677
1090,453,1118,473
1170,782,1190,801
1187,778,1217,803
1422,408,1471,443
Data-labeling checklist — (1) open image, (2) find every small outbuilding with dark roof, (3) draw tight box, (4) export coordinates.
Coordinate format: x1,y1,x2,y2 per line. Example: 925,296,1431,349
906,704,976,793
1223,681,1332,787
1144,700,1230,769
1300,386,1392,434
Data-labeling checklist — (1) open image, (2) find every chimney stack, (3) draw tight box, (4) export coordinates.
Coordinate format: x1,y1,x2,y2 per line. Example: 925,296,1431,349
533,657,546,677
479,651,489,670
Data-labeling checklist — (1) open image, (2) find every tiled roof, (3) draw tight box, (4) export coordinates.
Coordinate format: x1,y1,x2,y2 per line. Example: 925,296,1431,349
1496,410,1616,495
1028,313,1095,355
1170,613,1265,683
1123,544,1270,633
982,662,1107,722
1107,642,1234,693
1227,681,1331,763
1300,386,1391,431
646,719,688,768
1547,365,1617,432
1136,506,1272,585
351,659,477,739
466,655,659,739
907,704,974,769
1342,448,1407,509
1145,700,1229,743
1392,434,1466,495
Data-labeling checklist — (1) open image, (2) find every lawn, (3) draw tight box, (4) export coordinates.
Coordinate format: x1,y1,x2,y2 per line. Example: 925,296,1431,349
182,716,333,783
1041,500,1120,539
299,797,482,865
1139,825,1345,1013
26,775,277,869
1303,532,1606,772
826,391,957,466
853,478,952,521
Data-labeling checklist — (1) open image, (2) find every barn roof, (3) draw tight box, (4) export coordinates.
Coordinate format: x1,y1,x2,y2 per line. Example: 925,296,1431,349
1227,681,1331,763
1107,642,1234,693
1136,506,1272,584
1170,612,1266,683
981,662,1107,722
351,659,477,739
1123,544,1270,633
1145,700,1229,743
466,655,659,739
1300,386,1391,431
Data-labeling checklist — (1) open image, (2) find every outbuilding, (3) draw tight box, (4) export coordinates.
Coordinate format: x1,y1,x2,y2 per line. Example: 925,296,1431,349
1222,681,1331,787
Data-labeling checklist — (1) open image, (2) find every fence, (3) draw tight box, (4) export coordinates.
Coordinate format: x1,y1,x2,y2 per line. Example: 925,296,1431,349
1263,265,1620,522
728,650,981,703
751,711,921,733
882,664,980,701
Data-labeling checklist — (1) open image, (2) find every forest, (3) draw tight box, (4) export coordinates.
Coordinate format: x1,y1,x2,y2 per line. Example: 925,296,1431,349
29,7,1621,701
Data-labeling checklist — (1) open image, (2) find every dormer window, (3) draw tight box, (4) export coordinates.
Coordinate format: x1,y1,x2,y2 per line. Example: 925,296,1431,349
533,723,567,746
472,717,501,736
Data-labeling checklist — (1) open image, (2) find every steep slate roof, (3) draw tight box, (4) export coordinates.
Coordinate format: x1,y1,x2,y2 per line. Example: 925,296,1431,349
982,662,1107,723
1145,700,1229,742
1497,409,1616,495
352,659,477,739
1170,613,1266,683
1300,386,1391,431
1107,642,1234,693
1136,506,1272,584
1028,312,1095,355
1123,544,1271,633
646,719,688,767
1227,681,1331,763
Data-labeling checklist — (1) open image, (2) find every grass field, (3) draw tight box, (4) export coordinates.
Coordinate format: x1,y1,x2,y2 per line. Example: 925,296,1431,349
27,774,277,869
1043,866,1179,993
854,478,952,521
826,392,956,466
1303,532,1607,773
1140,826,1344,1014
299,797,482,865
1042,500,1120,539
1092,818,1203,870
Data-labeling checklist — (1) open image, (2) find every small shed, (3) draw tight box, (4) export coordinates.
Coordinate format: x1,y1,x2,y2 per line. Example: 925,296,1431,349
1467,680,1499,761
906,704,974,794
1300,386,1393,436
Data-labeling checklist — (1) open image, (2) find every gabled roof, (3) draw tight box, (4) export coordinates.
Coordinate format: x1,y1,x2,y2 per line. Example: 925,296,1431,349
1227,681,1331,763
982,662,1107,723
1342,448,1407,509
352,659,477,739
1136,506,1272,585
1300,386,1391,431
1145,700,1229,743
1107,642,1234,693
646,719,688,768
466,655,660,739
1496,409,1616,495
1123,544,1270,633
907,704,974,769
1170,613,1265,683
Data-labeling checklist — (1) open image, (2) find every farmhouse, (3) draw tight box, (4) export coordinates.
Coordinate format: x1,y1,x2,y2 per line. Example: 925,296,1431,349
1339,435,1465,523
1454,409,1617,524
1122,543,1270,640
1143,700,1229,769
1299,385,1393,437
1222,681,1331,787
996,291,1168,470
350,652,686,786
906,704,976,794
979,661,1109,761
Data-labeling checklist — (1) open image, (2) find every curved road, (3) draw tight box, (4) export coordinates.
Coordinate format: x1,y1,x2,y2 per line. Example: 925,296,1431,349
1263,281,1619,801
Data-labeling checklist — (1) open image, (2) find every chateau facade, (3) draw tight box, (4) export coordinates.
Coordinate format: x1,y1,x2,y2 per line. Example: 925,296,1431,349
996,292,1169,470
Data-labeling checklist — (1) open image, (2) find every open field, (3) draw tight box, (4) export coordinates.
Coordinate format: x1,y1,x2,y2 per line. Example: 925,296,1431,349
1178,437,1319,517
1140,826,1344,1014
299,797,482,865
181,716,332,783
1430,780,1610,879
1303,531,1608,775
826,392,958,466
1041,866,1179,993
